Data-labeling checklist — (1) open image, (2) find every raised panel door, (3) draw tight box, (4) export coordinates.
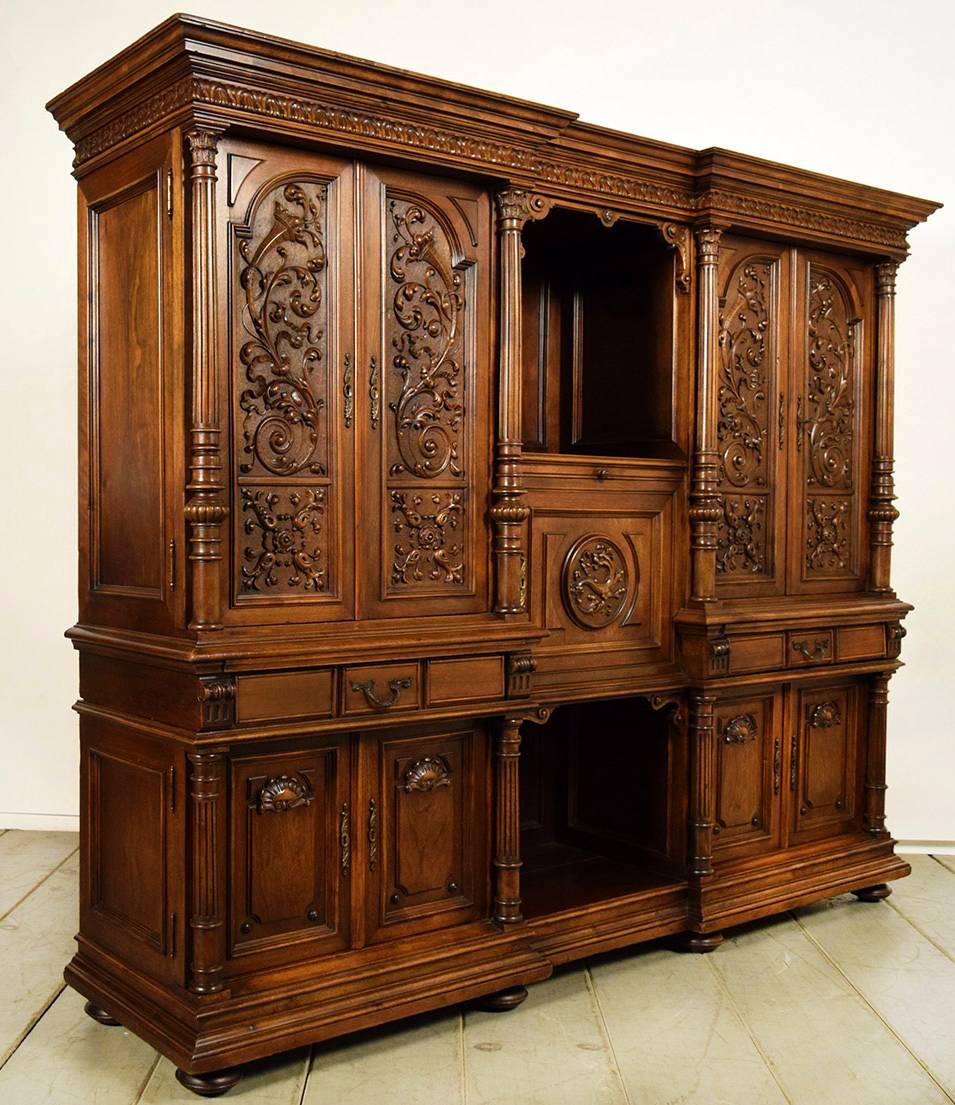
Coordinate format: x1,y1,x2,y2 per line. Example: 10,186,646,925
357,165,492,619
712,691,783,859
789,681,861,842
788,252,872,593
220,141,357,625
363,723,488,943
229,739,351,967
714,237,790,597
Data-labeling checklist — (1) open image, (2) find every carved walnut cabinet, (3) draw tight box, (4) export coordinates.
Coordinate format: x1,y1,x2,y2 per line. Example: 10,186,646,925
47,16,938,1096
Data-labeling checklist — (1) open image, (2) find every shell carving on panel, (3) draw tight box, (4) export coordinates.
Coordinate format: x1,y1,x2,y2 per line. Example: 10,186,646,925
562,536,631,629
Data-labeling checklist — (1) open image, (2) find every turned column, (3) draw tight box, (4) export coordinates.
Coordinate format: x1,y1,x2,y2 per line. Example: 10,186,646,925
864,672,892,835
869,261,901,595
187,749,228,994
688,692,718,878
184,128,227,630
492,716,524,924
490,190,549,615
690,227,724,603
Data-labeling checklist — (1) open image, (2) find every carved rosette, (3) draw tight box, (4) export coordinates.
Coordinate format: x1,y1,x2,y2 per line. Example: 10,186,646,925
240,487,326,593
562,536,631,629
390,490,464,587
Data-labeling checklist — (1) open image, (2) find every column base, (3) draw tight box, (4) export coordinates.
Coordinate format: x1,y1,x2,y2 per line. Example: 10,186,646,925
473,985,529,1012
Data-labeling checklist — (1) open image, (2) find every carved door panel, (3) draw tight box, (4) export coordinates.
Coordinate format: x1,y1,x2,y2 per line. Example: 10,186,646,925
363,723,488,943
229,739,351,968
715,237,790,597
78,133,184,635
789,681,861,843
787,252,872,593
712,691,783,859
357,165,492,619
220,141,357,625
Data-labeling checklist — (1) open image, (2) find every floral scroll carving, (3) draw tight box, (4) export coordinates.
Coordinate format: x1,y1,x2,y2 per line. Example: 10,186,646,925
806,497,850,574
237,182,329,477
241,487,326,593
805,271,855,490
391,490,464,586
387,198,465,480
562,536,631,629
717,496,766,575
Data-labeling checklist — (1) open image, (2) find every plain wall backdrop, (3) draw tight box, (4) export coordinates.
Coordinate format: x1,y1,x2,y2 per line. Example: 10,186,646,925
1,0,952,843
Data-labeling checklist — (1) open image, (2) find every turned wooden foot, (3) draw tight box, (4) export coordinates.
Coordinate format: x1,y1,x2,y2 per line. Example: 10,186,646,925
83,1001,120,1026
175,1069,242,1097
853,883,892,902
473,985,528,1012
675,930,724,953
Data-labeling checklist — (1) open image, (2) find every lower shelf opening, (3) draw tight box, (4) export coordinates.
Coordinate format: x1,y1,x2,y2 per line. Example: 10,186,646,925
519,696,687,920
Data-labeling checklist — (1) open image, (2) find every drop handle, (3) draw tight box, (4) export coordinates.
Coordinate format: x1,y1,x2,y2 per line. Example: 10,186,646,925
351,676,413,710
792,637,830,662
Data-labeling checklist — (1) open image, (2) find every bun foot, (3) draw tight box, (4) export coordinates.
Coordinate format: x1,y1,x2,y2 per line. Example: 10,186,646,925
175,1069,242,1097
853,883,892,902
675,930,724,953
473,985,529,1012
83,1001,120,1027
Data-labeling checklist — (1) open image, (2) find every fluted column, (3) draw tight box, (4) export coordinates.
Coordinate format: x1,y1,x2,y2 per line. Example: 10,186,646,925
492,715,524,923
490,189,550,616
187,749,227,994
688,691,718,878
869,261,900,595
690,227,724,602
864,672,892,835
184,128,227,630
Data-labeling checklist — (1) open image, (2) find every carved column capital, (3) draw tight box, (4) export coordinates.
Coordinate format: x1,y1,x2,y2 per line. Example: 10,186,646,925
694,225,723,262
495,188,551,230
875,260,899,297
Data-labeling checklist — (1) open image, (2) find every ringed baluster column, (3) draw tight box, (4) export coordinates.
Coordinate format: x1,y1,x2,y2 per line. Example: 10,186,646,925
689,226,724,603
869,261,901,595
492,715,524,925
184,128,227,630
863,671,892,837
490,189,551,616
681,691,722,951
186,749,228,995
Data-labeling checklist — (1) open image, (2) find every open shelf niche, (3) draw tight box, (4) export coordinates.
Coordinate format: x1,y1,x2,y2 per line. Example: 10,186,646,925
519,696,687,920
520,207,681,460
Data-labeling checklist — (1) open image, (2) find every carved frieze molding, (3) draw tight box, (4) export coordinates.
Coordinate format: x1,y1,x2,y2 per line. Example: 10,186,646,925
69,75,909,252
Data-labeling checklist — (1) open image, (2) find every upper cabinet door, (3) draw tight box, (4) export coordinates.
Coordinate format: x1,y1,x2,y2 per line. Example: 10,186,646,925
357,165,492,620
715,238,790,597
221,142,357,625
788,253,872,593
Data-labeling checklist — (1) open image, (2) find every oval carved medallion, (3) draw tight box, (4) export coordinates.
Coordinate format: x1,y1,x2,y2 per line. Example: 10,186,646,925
562,535,631,629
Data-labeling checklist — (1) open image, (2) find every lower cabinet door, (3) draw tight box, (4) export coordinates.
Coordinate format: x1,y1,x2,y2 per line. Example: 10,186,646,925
229,738,351,964
712,691,783,859
364,722,488,943
789,680,861,843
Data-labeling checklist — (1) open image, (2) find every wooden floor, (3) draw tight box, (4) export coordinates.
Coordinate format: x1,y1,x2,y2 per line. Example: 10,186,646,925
1,832,954,1104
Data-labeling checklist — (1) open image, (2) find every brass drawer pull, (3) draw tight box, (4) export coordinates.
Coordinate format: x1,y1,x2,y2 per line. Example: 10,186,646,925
254,774,314,813
792,637,830,662
350,676,412,710
595,468,610,481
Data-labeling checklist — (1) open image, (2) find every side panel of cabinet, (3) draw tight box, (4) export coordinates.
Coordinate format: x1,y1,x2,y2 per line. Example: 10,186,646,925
219,140,357,625
715,237,789,597
358,165,492,618
78,133,184,634
712,690,783,859
788,252,872,593
789,681,862,843
228,738,351,970
363,723,488,943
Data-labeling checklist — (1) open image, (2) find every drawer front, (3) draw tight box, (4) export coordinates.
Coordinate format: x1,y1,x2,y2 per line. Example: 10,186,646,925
236,670,335,724
344,663,420,716
787,629,834,667
427,656,505,706
837,624,887,663
728,634,786,675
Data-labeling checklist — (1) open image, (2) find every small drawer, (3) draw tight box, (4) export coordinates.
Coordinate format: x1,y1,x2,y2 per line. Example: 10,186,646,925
428,656,505,706
837,624,887,662
236,670,335,725
728,633,786,675
787,629,834,667
344,662,420,715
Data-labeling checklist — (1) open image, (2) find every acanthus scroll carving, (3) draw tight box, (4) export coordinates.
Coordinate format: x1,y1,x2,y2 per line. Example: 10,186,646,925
806,497,850,573
495,189,551,229
237,182,329,478
562,536,631,629
717,496,766,576
241,487,326,593
805,271,855,490
388,198,465,480
391,490,464,586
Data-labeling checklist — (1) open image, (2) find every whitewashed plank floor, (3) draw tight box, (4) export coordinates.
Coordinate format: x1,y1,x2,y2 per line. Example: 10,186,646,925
1,830,954,1105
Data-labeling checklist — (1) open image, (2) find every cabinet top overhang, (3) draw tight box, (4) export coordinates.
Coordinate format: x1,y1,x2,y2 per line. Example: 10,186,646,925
47,13,939,257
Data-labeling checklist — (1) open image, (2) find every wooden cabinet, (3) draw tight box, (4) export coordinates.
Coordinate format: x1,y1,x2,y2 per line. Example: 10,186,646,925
51,15,934,1095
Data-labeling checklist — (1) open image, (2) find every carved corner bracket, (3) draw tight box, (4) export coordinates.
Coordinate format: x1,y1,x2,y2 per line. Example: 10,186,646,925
507,652,537,697
198,674,235,727
709,635,731,675
660,222,691,293
887,621,907,659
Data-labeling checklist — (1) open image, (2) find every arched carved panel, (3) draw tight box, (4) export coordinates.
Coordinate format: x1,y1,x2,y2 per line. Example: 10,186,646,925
561,535,632,629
